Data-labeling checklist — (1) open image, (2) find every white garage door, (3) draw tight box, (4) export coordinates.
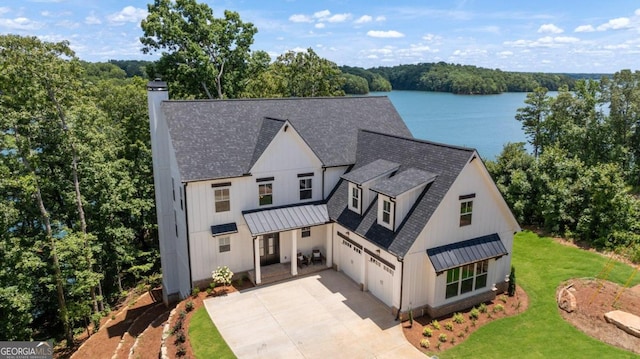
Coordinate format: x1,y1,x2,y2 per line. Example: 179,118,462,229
366,254,394,307
337,232,362,284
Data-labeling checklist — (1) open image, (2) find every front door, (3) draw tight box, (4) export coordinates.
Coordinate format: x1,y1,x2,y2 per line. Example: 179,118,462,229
259,233,280,266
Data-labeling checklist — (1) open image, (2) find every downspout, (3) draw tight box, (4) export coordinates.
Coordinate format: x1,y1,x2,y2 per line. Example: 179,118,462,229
390,197,397,231
322,167,326,200
184,182,193,291
396,256,405,321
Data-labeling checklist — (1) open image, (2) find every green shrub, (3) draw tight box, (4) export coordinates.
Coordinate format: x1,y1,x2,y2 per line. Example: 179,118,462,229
438,334,447,343
206,287,212,295
179,310,187,320
212,266,234,287
185,300,194,312
172,318,183,334
452,312,465,324
493,304,505,313
420,338,430,348
422,327,433,337
431,320,441,330
471,319,477,327
469,307,480,320
508,265,517,296
174,329,186,344
451,336,456,345
176,344,186,357
436,342,442,350
478,302,487,313
444,321,454,331
191,287,200,297
458,331,465,338
500,294,508,303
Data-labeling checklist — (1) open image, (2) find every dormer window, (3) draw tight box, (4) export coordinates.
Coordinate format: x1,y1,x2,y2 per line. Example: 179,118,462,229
350,186,361,212
382,200,391,224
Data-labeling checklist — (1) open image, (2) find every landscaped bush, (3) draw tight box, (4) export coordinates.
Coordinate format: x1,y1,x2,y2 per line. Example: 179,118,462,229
493,304,505,313
499,295,508,303
469,307,480,320
431,320,441,330
212,266,234,287
191,287,200,297
438,334,447,343
508,265,517,296
185,300,194,312
174,329,186,344
422,327,433,337
172,318,183,334
420,338,430,348
453,312,465,324
444,321,454,331
176,344,186,357
478,302,487,313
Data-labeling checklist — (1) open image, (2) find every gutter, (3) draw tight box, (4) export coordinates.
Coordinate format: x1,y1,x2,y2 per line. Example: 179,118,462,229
184,182,193,291
395,256,405,321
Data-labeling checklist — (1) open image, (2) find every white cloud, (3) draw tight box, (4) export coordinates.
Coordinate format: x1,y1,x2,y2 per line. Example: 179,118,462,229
0,7,10,16
554,36,579,43
85,13,101,25
422,33,442,42
315,22,325,29
355,15,372,24
636,9,640,16
497,51,513,57
375,16,386,22
290,46,307,53
538,23,563,34
574,25,595,33
56,20,80,29
313,10,331,19
604,44,630,50
327,13,351,23
367,30,405,38
107,6,147,24
367,54,378,59
597,17,631,31
289,14,312,23
504,36,579,48
0,17,43,30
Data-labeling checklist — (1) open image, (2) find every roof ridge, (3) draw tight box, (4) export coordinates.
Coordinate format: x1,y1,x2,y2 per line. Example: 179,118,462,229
360,129,476,152
164,96,389,103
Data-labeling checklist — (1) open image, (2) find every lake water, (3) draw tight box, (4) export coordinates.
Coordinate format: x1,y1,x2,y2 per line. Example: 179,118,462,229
370,91,531,159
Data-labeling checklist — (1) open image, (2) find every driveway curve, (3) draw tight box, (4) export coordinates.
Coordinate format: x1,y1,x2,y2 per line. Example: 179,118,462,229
204,269,424,358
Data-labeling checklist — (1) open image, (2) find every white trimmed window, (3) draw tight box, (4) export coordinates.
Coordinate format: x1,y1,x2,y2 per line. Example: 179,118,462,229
219,236,231,253
299,178,312,200
350,186,361,212
259,183,273,206
445,260,489,299
382,200,391,224
214,188,230,212
460,200,473,226
301,226,311,238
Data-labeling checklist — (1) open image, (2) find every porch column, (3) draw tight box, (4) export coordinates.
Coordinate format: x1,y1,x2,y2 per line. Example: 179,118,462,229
291,230,298,276
254,236,261,284
326,225,333,268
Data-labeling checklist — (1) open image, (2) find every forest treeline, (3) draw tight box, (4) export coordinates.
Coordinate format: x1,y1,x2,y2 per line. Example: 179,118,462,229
487,73,640,262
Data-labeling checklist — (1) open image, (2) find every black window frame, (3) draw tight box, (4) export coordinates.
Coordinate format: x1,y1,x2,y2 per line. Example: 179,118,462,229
259,183,273,206
214,187,230,213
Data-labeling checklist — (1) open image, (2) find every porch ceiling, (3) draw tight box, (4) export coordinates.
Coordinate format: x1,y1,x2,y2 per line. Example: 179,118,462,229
426,233,508,273
243,203,329,236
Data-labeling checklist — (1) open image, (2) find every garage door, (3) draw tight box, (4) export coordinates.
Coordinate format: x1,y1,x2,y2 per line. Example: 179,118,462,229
366,252,394,307
337,232,362,284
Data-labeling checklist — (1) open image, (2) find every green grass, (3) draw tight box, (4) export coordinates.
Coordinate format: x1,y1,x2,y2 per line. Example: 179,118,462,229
189,306,236,359
440,230,640,359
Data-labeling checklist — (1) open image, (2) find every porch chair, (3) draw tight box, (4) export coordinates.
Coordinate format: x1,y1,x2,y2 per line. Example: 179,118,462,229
297,252,309,268
311,249,324,265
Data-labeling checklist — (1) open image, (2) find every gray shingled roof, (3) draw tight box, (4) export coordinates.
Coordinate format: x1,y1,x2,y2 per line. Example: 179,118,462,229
327,130,475,257
340,159,400,185
161,97,411,182
243,203,329,236
426,233,508,273
370,167,438,197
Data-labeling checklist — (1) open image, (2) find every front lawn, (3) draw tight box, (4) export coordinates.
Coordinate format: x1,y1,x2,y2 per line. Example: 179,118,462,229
189,306,236,359
440,230,640,358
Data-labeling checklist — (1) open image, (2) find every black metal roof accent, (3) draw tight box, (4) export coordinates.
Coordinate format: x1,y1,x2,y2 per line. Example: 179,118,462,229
161,97,411,182
242,203,329,236
210,222,238,236
426,233,508,273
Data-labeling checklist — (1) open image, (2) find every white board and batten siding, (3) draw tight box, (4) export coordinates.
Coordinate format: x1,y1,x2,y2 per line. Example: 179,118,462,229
401,157,519,310
186,120,327,283
334,224,402,309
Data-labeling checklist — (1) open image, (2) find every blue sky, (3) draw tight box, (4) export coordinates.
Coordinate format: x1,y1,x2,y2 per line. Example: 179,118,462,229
1,0,639,73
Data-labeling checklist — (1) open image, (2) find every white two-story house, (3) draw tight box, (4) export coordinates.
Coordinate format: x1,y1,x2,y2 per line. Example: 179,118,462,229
147,80,520,318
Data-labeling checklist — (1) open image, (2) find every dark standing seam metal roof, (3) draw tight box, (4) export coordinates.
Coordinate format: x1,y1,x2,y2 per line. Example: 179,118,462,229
210,223,238,236
327,130,475,257
370,167,438,198
243,203,329,236
340,159,400,185
426,233,508,273
161,97,412,182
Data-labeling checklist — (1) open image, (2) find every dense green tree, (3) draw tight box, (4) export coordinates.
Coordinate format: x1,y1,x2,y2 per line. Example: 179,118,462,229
342,73,369,95
515,87,550,158
108,60,153,78
141,0,257,99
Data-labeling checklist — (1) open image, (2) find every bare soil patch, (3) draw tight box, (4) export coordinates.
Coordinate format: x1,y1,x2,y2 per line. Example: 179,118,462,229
403,286,528,354
558,278,640,355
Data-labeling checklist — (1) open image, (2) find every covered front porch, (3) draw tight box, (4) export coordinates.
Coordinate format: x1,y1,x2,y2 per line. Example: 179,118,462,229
243,202,333,285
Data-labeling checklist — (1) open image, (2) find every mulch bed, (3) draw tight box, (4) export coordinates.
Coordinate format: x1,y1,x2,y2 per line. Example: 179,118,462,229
402,286,528,354
558,278,640,355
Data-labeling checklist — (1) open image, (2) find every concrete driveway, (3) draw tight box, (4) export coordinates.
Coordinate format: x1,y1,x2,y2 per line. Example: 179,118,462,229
204,269,424,358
